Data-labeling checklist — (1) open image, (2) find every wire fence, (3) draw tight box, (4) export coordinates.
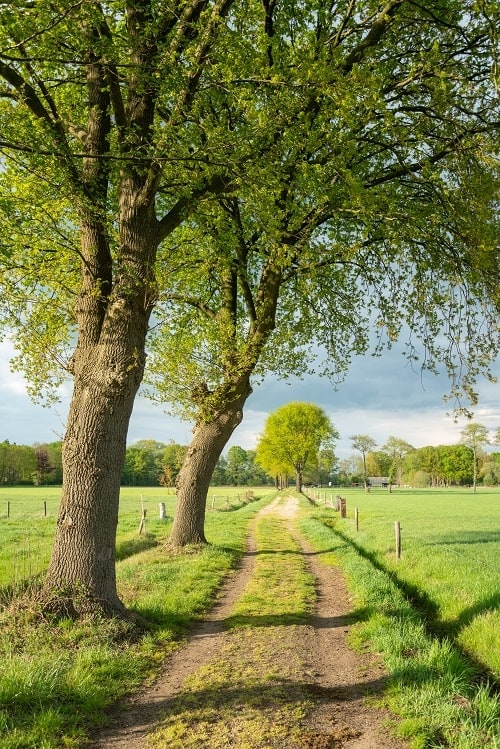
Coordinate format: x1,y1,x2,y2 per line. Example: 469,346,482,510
0,498,60,521
304,488,500,571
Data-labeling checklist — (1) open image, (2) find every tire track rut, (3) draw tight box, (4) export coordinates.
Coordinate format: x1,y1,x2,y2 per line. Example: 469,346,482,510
89,496,407,748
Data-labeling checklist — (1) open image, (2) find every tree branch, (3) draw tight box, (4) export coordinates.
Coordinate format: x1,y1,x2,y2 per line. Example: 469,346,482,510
366,125,499,187
156,172,234,243
340,0,406,74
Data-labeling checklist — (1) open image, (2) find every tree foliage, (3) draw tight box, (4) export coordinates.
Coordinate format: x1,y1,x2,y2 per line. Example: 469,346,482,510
350,434,377,490
145,0,500,545
147,0,500,421
0,0,499,605
256,402,337,491
0,440,62,485
0,0,252,613
382,436,415,488
402,443,475,487
460,422,491,492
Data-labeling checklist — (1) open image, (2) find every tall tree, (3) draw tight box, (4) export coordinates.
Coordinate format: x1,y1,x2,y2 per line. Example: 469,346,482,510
460,422,490,493
1,1,499,601
33,448,53,486
256,402,337,492
350,435,378,491
225,446,250,486
382,437,415,491
404,445,441,487
0,0,243,615
147,0,500,546
436,444,474,486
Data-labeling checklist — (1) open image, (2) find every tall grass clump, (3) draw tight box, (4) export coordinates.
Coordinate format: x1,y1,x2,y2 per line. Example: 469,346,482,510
299,505,500,749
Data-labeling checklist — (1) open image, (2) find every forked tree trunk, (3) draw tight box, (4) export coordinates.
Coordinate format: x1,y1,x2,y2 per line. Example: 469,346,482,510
43,204,155,616
169,382,252,548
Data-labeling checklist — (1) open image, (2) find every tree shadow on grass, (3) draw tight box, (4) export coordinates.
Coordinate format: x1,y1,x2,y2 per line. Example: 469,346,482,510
88,672,396,748
322,524,500,688
440,592,500,639
330,527,440,624
115,534,159,562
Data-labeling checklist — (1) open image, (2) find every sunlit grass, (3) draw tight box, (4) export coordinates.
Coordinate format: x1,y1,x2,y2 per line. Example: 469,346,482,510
227,512,315,628
306,486,500,679
0,485,275,588
1,486,498,748
0,489,274,748
148,506,315,749
299,493,500,749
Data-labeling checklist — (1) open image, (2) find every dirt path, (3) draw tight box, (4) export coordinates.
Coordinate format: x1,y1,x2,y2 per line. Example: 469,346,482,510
89,497,407,749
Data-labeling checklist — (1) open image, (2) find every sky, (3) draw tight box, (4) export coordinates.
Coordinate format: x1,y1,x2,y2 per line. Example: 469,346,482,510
1,337,499,460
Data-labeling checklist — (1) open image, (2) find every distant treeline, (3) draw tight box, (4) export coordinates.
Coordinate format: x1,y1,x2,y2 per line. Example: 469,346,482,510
1,439,499,488
0,440,271,487
0,441,63,486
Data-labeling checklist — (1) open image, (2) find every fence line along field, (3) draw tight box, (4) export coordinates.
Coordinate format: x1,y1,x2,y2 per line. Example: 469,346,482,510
306,486,500,681
0,486,275,589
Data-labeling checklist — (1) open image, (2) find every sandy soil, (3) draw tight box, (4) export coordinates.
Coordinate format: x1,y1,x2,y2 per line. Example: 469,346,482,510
88,496,408,749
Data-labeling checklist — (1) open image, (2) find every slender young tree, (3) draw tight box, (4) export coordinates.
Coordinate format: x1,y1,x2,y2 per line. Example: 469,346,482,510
382,437,415,491
460,423,490,493
256,403,337,493
350,435,378,491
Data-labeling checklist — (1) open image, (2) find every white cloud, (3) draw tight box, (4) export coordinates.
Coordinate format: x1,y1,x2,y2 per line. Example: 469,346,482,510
0,341,29,395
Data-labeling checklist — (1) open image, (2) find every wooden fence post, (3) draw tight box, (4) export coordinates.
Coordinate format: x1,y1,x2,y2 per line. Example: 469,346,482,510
340,497,347,518
395,521,401,559
355,507,359,531
138,495,146,535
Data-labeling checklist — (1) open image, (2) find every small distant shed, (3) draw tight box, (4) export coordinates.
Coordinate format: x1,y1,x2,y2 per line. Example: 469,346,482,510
367,476,390,488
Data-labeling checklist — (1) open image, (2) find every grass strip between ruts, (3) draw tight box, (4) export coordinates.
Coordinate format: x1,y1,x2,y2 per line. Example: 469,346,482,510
148,506,317,749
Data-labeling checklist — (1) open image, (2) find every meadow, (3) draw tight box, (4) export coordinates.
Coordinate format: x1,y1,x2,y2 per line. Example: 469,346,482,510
1,485,498,673
305,486,500,680
0,485,498,748
0,485,264,589
0,486,276,749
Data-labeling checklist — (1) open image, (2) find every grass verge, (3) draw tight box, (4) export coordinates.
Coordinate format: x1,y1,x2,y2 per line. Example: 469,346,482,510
305,487,500,680
0,491,273,749
298,506,500,749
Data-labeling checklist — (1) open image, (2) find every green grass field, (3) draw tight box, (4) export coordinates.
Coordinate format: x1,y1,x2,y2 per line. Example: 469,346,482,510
0,487,275,749
0,486,498,748
305,486,500,680
0,485,273,589
1,485,497,679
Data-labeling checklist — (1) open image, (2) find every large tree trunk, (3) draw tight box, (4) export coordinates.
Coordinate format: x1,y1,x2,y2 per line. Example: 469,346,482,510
43,323,148,616
169,381,252,548
43,207,156,616
295,470,303,493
